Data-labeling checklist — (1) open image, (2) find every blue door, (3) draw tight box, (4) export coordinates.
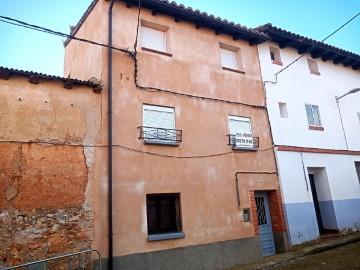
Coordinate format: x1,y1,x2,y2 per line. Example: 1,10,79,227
255,192,276,256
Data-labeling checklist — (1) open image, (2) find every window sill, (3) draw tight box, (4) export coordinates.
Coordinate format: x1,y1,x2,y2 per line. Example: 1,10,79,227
144,140,180,146
222,67,245,74
232,146,258,151
148,232,185,241
272,60,283,66
308,125,324,131
310,70,321,76
141,47,173,57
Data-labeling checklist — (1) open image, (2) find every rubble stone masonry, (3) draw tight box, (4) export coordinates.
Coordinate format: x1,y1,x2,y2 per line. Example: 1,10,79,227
0,142,94,267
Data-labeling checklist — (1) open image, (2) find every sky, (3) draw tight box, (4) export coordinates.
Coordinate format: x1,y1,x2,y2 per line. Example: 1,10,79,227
1,0,359,77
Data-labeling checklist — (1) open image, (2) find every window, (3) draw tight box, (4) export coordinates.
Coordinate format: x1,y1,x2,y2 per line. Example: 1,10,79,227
146,193,184,241
228,116,257,149
305,104,323,129
355,162,360,184
269,46,282,65
278,102,289,118
141,21,171,56
219,43,244,73
307,59,320,75
142,105,180,145
357,113,360,124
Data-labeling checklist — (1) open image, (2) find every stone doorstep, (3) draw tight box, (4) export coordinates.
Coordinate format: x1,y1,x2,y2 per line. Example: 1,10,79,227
235,232,360,270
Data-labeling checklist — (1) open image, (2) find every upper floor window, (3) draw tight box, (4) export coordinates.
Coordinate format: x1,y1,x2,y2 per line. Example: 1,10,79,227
269,46,283,65
140,105,181,145
219,43,244,74
141,21,171,56
228,116,258,150
355,162,360,184
307,59,320,75
146,193,185,241
305,104,323,130
278,102,289,118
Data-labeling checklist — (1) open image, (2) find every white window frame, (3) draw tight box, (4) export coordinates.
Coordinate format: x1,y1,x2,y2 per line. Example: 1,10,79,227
219,43,244,72
305,104,322,127
278,102,289,118
228,116,254,148
142,105,176,144
141,21,170,55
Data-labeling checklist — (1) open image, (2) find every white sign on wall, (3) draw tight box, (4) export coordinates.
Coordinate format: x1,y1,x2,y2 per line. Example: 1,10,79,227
235,132,253,148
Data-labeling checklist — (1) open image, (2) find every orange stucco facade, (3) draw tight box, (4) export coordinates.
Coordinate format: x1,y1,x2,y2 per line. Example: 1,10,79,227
64,0,287,267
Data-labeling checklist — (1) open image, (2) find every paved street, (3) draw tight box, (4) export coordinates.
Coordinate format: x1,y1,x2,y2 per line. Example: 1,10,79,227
268,241,360,270
232,236,360,270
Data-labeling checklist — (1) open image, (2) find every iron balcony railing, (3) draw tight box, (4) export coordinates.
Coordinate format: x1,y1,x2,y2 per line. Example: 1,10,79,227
227,134,259,150
3,249,102,270
138,126,182,145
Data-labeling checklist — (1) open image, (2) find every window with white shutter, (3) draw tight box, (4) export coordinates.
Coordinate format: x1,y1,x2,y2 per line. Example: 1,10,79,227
142,105,177,144
220,48,238,70
219,43,244,73
141,26,167,52
228,116,254,148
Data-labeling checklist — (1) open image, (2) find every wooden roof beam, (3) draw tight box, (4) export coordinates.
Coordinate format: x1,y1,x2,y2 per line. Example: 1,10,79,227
278,39,293,49
333,56,349,65
321,53,337,62
298,45,313,54
343,59,357,67
311,49,325,59
352,63,360,70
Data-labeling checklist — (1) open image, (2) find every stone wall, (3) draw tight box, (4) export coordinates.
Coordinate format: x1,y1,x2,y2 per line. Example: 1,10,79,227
0,77,101,267
0,142,95,267
0,208,94,266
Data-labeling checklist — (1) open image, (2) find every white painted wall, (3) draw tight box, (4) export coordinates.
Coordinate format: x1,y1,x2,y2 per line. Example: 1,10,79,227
258,42,360,151
259,41,360,243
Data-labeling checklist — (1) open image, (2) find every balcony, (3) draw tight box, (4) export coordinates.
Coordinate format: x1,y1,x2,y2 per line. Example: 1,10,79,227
138,126,182,146
227,134,259,151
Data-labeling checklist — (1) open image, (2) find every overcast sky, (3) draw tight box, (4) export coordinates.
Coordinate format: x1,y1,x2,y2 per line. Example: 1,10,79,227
1,0,359,76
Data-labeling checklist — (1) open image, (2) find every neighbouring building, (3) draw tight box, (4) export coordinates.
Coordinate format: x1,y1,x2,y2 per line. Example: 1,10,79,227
64,0,288,268
0,67,102,266
257,24,360,245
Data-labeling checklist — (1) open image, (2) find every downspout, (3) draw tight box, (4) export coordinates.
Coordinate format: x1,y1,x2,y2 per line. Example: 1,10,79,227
108,0,115,269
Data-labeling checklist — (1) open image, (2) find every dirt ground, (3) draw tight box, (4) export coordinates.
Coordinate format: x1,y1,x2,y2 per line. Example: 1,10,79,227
233,241,360,270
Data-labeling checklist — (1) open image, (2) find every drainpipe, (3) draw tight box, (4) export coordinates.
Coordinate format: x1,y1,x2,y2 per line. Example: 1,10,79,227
108,0,115,269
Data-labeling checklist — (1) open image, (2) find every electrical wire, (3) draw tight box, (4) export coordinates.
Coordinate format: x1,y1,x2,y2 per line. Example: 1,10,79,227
275,12,360,77
2,139,275,159
0,15,134,57
131,0,266,109
0,14,266,109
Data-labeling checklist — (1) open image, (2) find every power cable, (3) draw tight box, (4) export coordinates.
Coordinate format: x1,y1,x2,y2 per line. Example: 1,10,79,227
275,12,360,77
0,15,134,56
2,139,275,159
0,14,266,109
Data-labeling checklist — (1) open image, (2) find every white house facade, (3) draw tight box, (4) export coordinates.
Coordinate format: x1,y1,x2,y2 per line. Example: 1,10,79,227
257,24,360,245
